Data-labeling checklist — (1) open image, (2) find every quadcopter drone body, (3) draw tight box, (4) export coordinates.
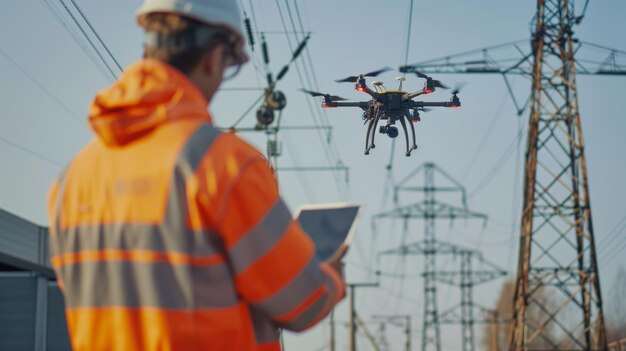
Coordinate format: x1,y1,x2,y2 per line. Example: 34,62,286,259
304,68,461,156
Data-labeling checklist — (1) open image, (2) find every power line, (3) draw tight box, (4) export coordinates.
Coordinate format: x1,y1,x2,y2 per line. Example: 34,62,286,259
378,0,419,232
0,47,85,126
274,0,349,200
236,0,266,87
229,92,265,128
599,224,626,267
468,120,526,200
598,215,626,266
0,136,63,168
403,0,415,67
68,0,123,73
57,0,120,80
287,0,341,154
291,0,346,175
282,132,317,203
42,0,112,81
228,2,332,206
597,214,626,253
461,91,510,182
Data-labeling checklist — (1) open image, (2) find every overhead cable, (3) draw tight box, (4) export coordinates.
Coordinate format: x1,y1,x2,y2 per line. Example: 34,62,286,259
0,48,84,126
288,0,349,198
57,0,120,80
274,0,349,200
68,0,123,73
0,136,62,167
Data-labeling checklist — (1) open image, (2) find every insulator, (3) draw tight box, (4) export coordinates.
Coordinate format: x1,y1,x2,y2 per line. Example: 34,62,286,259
292,35,310,60
275,66,289,82
261,35,270,65
267,140,281,157
244,17,255,50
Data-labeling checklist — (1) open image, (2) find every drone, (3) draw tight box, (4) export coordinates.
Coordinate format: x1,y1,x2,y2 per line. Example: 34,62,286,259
302,68,462,156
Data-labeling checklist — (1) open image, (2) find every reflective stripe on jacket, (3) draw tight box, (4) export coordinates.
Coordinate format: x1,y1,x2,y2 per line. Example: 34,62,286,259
47,59,345,351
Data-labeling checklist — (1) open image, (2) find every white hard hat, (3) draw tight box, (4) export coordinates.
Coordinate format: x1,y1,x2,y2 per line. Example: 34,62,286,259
136,0,248,63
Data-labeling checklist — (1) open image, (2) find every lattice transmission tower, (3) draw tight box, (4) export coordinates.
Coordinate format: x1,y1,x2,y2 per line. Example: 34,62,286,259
509,1,606,348
373,163,487,351
401,1,626,349
436,249,507,351
379,243,506,351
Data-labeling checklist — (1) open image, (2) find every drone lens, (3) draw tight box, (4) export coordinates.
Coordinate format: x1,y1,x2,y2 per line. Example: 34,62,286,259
387,126,399,138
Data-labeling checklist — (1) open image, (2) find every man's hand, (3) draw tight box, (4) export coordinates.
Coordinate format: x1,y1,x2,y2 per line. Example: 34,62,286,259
325,244,348,280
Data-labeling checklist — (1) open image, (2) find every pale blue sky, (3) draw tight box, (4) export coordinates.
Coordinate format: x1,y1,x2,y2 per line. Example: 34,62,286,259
1,1,625,349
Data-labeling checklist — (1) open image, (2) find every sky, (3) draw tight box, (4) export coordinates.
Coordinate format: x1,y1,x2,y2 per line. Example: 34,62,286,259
1,1,625,350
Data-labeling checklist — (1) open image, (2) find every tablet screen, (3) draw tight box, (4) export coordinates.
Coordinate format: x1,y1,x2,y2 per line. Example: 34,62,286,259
296,204,361,261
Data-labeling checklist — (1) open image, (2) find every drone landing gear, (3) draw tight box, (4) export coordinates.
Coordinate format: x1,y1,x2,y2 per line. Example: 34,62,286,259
364,110,383,155
364,117,375,155
363,113,418,157
403,115,418,156
399,117,412,157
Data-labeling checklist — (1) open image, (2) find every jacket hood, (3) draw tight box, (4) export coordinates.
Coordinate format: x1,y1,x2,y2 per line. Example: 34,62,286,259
89,59,210,146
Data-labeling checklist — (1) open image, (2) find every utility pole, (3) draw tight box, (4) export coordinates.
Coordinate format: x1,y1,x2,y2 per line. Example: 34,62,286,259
330,309,336,351
374,162,487,351
348,282,379,351
401,2,626,349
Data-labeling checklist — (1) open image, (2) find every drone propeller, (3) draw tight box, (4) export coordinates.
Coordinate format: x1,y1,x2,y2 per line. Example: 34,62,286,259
451,82,467,95
335,67,392,83
413,70,429,79
300,89,347,101
412,69,449,89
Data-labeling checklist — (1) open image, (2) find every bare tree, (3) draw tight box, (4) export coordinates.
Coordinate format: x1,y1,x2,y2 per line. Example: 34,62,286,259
482,280,514,351
606,267,626,342
484,268,626,349
482,280,563,350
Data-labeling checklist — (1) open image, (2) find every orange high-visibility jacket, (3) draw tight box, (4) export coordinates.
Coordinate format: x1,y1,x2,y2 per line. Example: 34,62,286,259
47,59,345,351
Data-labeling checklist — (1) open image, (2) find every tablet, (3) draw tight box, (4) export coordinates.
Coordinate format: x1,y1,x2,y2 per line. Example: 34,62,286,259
295,203,362,261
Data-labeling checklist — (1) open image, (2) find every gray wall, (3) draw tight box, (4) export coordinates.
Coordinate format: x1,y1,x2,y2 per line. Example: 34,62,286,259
0,209,71,351
46,283,72,351
0,275,37,351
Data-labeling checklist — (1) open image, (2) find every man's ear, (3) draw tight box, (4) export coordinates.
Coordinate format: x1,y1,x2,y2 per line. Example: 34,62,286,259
201,45,225,77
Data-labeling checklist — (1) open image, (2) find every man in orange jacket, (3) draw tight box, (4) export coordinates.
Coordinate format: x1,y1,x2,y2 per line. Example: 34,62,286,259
47,1,347,350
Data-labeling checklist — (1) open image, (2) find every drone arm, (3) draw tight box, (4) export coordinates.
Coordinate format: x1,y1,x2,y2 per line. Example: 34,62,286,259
411,101,458,108
360,86,380,99
405,90,428,100
323,101,370,109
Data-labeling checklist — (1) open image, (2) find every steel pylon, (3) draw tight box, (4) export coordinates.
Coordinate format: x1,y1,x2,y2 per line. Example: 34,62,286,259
508,1,607,349
436,250,507,351
374,163,487,351
380,242,507,351
400,0,618,348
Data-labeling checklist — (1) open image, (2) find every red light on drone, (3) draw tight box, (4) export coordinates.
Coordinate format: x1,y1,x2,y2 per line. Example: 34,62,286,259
450,105,460,109
356,86,366,92
424,89,433,94
322,105,336,108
